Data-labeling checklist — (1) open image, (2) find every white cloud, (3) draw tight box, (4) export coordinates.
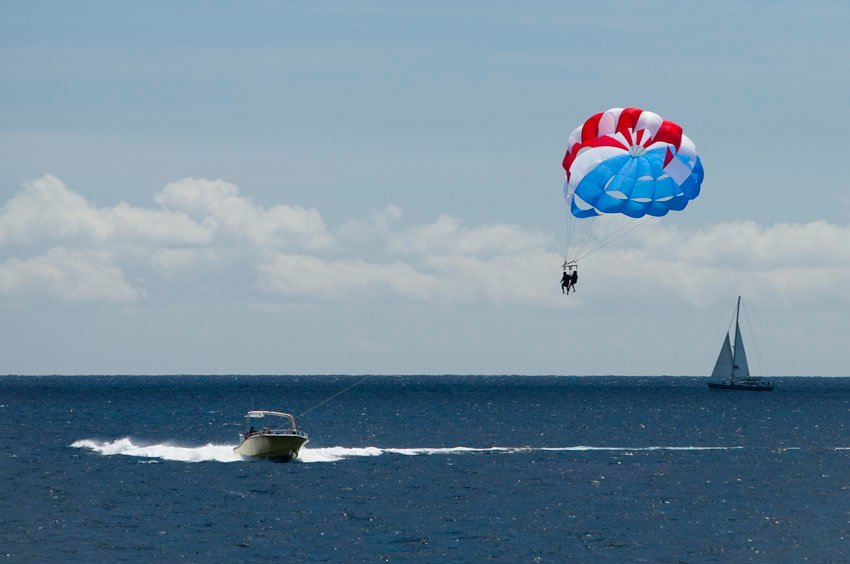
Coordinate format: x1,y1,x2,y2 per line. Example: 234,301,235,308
257,217,850,310
388,214,549,257
0,175,212,245
3,174,850,311
0,175,337,302
107,203,214,245
257,213,564,307
638,220,850,267
150,248,222,277
257,253,443,303
421,250,565,306
155,178,333,250
0,174,334,251
591,221,850,309
153,177,239,212
0,247,140,303
256,249,565,307
337,205,402,243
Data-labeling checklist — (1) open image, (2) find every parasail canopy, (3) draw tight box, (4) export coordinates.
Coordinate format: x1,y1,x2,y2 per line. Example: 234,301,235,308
562,107,704,219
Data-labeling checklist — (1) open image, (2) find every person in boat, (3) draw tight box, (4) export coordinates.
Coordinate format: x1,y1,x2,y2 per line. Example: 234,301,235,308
246,426,256,438
569,269,578,293
561,270,571,294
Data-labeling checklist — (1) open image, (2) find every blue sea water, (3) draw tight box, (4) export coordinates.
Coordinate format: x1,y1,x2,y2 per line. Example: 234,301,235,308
2,375,850,562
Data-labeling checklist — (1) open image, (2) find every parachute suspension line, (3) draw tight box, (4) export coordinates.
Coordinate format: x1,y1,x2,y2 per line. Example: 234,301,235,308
574,217,653,262
741,301,766,378
567,215,595,262
563,207,577,265
579,214,619,259
563,203,593,265
583,216,647,255
568,209,582,261
297,375,371,419
566,213,600,264
571,213,619,263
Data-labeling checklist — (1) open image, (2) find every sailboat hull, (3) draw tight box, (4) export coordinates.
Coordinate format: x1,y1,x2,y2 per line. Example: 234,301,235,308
708,381,773,391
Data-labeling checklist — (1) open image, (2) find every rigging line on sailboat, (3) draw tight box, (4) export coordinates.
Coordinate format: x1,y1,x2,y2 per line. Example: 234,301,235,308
725,302,736,337
573,217,653,262
730,298,743,371
740,302,767,378
297,375,371,419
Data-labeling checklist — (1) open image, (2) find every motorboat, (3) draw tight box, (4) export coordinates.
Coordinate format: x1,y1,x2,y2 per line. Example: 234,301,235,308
233,410,308,460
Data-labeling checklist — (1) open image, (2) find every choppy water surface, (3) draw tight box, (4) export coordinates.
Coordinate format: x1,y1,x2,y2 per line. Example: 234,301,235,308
2,376,850,561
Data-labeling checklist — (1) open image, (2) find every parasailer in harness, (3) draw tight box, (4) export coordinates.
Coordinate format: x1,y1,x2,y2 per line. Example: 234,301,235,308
561,261,577,295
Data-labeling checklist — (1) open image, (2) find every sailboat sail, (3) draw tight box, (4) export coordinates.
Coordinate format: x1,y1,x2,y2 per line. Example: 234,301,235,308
708,297,772,391
711,333,734,379
733,320,750,378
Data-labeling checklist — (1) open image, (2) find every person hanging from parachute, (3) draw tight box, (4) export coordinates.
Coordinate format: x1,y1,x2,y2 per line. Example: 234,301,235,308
561,260,577,295
559,107,704,294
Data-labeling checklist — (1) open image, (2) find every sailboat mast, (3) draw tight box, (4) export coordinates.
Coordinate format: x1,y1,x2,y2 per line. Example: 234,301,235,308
732,296,741,379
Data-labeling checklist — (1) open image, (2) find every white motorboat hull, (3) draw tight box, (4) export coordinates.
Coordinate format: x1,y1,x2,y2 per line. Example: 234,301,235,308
234,434,308,460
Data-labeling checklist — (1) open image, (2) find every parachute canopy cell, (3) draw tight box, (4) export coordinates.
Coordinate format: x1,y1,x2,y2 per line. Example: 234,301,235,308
562,107,704,219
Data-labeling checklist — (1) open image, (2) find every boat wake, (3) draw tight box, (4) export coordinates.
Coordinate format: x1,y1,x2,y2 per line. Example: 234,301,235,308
71,438,745,464
304,445,749,462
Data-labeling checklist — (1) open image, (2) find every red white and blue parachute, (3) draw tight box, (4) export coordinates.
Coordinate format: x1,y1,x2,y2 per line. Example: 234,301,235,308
562,107,703,219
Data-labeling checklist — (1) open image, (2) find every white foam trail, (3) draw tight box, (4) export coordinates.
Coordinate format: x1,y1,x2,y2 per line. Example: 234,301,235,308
385,446,532,455
540,446,744,452
297,445,742,462
297,445,531,462
72,439,748,464
297,446,384,463
71,438,243,463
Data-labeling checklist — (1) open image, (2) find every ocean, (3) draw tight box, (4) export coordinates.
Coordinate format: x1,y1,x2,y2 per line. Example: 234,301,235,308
2,375,849,561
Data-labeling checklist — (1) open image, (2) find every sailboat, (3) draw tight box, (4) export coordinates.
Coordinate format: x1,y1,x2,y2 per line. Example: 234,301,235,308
707,296,773,391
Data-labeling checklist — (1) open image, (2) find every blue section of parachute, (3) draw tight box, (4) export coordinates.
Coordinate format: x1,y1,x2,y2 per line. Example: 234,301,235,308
571,148,703,219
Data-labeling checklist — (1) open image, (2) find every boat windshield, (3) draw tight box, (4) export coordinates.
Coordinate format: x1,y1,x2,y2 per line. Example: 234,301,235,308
243,411,299,434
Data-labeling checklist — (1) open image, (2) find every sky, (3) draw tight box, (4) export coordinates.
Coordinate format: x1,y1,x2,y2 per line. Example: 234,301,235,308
2,1,850,375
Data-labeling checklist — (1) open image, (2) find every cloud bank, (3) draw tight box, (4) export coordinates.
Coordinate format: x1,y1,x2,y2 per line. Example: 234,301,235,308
0,247,140,303
1,174,849,310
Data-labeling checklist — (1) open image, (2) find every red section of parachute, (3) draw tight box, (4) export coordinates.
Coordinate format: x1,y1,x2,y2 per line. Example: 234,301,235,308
563,108,687,176
562,147,576,175
587,135,629,151
616,107,643,136
581,113,604,143
654,120,683,150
